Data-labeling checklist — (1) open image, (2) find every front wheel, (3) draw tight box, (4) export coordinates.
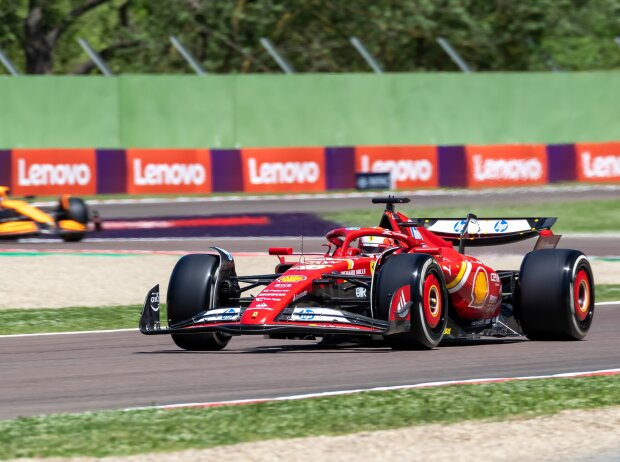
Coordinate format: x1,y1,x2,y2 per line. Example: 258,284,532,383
376,254,448,350
58,197,89,242
168,254,232,351
517,249,594,340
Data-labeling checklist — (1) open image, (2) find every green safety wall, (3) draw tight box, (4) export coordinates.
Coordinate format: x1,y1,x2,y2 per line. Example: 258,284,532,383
1,73,618,149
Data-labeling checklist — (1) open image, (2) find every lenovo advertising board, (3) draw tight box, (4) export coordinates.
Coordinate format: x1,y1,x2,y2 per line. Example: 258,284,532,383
354,145,438,189
575,142,620,183
465,144,548,188
126,149,211,194
240,147,326,193
11,148,97,195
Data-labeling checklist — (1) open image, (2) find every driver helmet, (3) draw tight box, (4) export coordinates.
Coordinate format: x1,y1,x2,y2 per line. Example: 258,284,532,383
358,235,393,254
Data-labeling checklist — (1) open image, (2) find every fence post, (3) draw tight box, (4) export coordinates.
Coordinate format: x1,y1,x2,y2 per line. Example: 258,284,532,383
350,36,383,73
436,37,472,73
170,36,206,75
259,38,295,74
0,48,20,76
77,38,113,76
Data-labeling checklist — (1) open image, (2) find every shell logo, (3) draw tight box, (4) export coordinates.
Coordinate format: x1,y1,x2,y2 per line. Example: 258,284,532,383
277,275,307,283
470,268,489,308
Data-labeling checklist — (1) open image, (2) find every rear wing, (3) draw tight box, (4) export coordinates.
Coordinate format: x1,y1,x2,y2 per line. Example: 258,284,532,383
402,217,558,247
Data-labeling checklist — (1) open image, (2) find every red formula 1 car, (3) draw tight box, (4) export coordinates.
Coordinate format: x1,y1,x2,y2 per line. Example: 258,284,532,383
139,197,595,350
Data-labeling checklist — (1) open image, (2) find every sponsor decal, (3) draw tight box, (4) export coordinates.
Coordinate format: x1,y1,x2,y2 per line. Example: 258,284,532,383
293,290,308,301
576,142,620,182
355,145,438,188
446,261,472,294
150,292,160,312
453,220,467,233
126,149,211,194
342,268,367,276
11,149,97,195
465,145,548,187
493,220,509,233
355,287,368,298
241,147,325,192
273,283,293,288
291,307,351,323
277,275,307,283
296,264,331,270
443,327,452,335
469,267,489,308
221,308,237,320
390,285,410,319
369,261,376,274
199,307,241,321
299,308,315,320
490,272,500,283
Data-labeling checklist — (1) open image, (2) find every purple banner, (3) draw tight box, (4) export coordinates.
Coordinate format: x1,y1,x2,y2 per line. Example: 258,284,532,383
96,149,127,194
326,147,355,190
438,145,467,188
546,144,577,183
0,150,10,187
211,149,243,192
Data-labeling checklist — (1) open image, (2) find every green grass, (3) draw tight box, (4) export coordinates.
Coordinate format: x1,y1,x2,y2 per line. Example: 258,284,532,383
597,285,620,302
0,375,618,459
0,305,164,335
0,285,617,336
321,199,620,233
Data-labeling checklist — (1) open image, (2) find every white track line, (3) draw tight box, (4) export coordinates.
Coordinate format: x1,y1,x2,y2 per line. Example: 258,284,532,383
0,328,136,339
30,184,620,207
127,368,620,412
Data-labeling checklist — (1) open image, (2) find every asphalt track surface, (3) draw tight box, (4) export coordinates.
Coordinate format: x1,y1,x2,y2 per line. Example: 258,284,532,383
0,304,618,420
80,185,620,218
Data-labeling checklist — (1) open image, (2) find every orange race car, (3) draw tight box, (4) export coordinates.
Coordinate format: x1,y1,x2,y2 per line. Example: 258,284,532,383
0,186,101,242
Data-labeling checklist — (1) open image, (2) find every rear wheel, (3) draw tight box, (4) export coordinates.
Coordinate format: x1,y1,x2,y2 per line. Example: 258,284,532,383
376,254,448,350
168,254,231,351
58,197,88,242
517,249,594,340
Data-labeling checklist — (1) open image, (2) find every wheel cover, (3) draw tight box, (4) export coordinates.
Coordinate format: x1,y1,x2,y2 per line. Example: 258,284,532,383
573,269,591,322
423,273,442,329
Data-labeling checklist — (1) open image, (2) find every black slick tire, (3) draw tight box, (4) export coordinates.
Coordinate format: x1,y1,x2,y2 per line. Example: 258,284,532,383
168,254,231,351
517,249,594,340
58,197,88,242
376,254,448,350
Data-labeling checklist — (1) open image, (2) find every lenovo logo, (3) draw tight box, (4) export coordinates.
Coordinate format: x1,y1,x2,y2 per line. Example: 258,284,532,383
247,158,320,185
472,155,543,182
17,159,91,186
133,159,206,186
359,154,433,182
581,152,620,178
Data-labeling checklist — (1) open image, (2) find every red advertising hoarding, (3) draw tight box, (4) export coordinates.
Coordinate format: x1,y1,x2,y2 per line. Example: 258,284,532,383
354,145,438,189
465,144,548,188
240,147,326,193
126,149,211,194
575,142,620,183
11,148,97,195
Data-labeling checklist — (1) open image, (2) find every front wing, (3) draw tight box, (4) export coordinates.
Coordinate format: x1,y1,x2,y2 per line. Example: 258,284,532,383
140,285,389,336
139,285,523,340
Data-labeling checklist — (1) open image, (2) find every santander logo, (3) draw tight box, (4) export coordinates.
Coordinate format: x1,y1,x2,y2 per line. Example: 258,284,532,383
359,154,433,182
472,154,543,182
581,152,620,178
247,158,320,185
17,158,91,186
133,159,206,186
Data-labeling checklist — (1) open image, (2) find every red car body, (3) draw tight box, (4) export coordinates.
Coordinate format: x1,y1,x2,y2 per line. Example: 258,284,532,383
140,197,595,350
